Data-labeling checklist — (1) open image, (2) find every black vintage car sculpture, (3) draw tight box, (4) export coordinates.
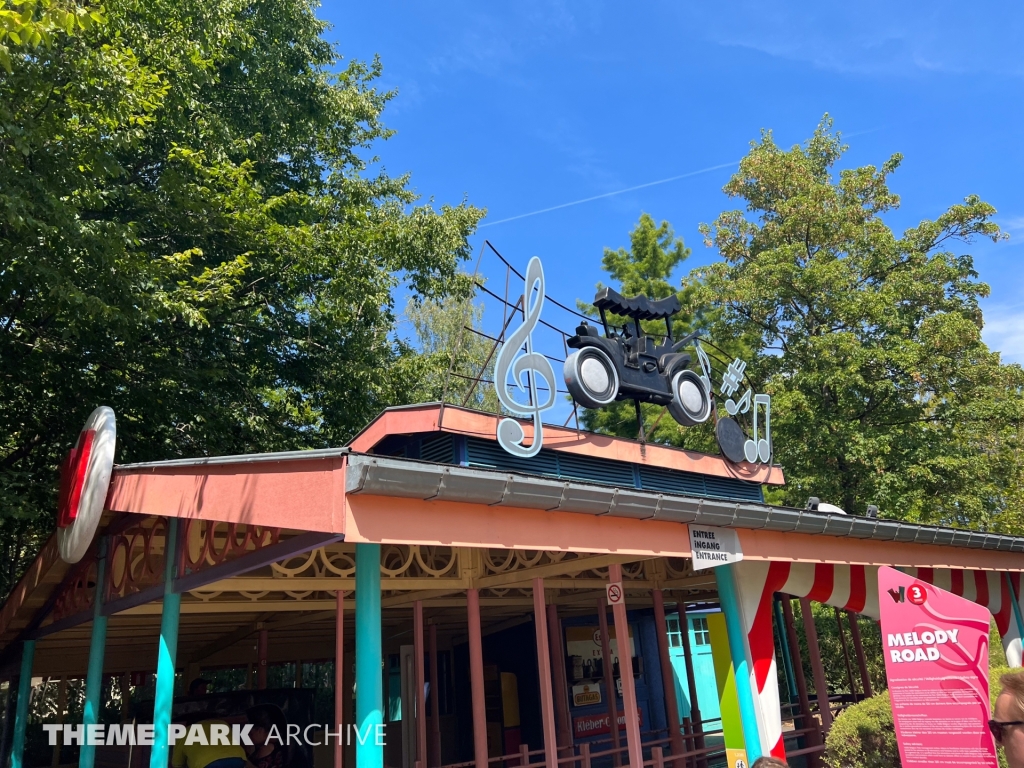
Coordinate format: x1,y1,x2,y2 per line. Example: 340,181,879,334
563,288,712,426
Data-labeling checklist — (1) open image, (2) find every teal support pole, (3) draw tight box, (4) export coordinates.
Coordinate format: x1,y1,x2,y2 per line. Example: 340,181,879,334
715,564,764,762
80,543,109,768
10,640,36,768
1005,573,1024,667
150,519,181,768
773,597,798,704
355,543,383,768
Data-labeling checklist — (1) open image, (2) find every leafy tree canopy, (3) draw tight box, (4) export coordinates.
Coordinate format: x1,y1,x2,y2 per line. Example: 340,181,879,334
0,0,483,592
689,117,1023,524
583,118,1023,530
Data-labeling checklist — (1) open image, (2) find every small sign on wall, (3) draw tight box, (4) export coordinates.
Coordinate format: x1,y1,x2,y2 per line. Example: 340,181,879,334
573,708,643,738
572,683,602,706
606,582,623,605
688,524,743,570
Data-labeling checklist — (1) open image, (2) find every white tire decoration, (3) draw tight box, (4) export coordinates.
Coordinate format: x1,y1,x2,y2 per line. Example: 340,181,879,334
564,347,619,409
57,406,117,564
667,370,712,427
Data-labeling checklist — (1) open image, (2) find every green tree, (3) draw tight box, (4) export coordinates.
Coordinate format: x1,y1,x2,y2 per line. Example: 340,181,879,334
0,0,483,595
690,116,1024,523
404,287,500,413
0,0,101,72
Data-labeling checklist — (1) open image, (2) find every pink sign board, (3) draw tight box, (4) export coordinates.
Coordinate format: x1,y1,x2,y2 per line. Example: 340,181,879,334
878,565,998,767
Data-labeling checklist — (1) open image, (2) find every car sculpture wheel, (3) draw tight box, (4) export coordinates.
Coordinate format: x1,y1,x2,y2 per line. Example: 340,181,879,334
564,346,619,409
668,369,712,426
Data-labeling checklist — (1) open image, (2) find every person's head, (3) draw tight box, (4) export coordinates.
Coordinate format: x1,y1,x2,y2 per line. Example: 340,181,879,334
994,671,1024,767
751,757,789,768
246,704,287,748
187,678,211,697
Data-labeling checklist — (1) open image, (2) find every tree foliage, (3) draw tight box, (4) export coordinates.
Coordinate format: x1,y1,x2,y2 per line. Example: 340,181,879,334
405,287,500,413
689,117,1024,523
0,0,102,72
0,0,482,594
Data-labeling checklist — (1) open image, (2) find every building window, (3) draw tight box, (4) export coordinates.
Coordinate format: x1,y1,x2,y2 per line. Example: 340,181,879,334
691,617,710,646
666,615,683,648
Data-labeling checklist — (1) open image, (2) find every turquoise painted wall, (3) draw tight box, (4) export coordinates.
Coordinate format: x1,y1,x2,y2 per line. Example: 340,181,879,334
666,610,722,730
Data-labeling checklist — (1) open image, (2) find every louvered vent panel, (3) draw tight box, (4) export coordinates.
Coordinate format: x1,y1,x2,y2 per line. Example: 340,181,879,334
556,452,635,487
638,465,707,496
703,474,764,502
419,434,455,465
466,437,560,477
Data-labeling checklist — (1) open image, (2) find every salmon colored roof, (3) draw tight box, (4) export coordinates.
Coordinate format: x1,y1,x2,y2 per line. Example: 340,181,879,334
348,403,785,486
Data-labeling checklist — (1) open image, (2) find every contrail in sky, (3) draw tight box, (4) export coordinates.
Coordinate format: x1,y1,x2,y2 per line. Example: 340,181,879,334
480,160,739,228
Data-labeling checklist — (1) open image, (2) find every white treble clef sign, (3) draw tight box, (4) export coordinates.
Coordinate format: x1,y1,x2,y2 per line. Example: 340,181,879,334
493,257,556,458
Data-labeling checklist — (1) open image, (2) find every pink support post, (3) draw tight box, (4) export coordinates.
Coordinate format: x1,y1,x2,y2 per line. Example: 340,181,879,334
608,564,643,768
429,623,442,767
467,588,489,768
533,579,559,768
800,597,833,731
415,601,428,768
546,602,573,757
335,590,344,768
257,627,268,689
652,590,685,768
597,597,621,767
846,611,873,699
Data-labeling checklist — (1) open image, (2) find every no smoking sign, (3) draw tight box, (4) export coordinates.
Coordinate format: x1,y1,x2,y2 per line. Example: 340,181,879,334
606,582,623,606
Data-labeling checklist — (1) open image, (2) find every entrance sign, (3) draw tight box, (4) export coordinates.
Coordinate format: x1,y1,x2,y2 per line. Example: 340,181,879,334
493,256,556,458
689,525,743,571
606,582,623,606
58,406,116,563
878,566,997,767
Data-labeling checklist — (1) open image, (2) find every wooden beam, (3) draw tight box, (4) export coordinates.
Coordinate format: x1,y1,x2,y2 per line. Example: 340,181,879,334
193,577,469,592
122,598,540,615
185,613,272,664
473,554,651,589
658,574,718,590
381,590,466,608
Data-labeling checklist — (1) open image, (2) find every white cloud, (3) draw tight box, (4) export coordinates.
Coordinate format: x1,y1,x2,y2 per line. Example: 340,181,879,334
676,2,1024,80
1001,215,1024,235
983,305,1024,364
426,2,579,79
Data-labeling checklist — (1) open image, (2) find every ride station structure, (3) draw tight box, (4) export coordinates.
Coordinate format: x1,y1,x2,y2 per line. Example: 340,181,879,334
1,401,1024,768
3,264,1024,768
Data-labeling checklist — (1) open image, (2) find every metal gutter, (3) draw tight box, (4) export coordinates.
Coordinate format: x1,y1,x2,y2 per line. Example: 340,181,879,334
345,453,1024,553
115,447,350,470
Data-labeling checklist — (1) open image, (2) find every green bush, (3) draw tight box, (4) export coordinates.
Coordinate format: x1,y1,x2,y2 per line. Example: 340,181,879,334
823,692,900,768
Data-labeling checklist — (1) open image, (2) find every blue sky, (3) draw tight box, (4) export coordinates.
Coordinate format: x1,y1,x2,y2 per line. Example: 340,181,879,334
323,1,1024,364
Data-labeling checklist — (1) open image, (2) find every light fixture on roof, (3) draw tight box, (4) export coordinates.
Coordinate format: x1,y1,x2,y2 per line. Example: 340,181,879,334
818,503,847,515
806,496,846,514
866,505,879,518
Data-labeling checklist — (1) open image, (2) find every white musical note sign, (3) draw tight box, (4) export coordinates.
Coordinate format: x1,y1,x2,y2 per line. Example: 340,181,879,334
718,357,773,465
745,393,772,463
493,257,557,457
